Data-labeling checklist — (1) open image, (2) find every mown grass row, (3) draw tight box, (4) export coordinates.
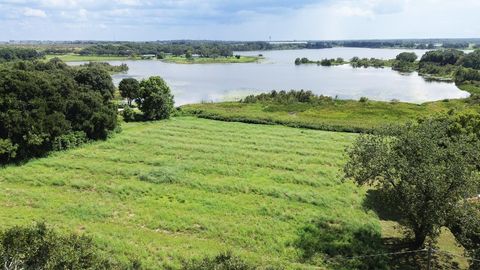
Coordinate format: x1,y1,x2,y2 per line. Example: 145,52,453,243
0,117,379,269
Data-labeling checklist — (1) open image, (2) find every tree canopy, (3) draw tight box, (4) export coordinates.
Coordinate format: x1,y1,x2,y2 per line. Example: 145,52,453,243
0,59,117,163
119,78,140,106
137,76,175,120
344,114,480,248
395,52,417,62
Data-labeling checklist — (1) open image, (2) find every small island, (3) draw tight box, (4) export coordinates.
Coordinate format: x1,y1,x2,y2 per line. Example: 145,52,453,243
160,54,262,64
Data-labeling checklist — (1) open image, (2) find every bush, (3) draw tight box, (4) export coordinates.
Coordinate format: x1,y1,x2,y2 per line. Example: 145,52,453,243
181,252,254,270
241,90,333,104
122,106,136,122
359,97,369,103
0,223,122,269
52,131,88,151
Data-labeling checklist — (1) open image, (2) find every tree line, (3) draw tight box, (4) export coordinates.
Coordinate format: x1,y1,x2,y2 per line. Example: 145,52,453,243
0,47,44,62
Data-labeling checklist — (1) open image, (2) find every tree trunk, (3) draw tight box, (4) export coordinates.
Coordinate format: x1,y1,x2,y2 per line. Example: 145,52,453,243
413,229,427,249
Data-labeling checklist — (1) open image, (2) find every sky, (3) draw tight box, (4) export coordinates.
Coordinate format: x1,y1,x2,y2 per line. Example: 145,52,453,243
0,0,479,41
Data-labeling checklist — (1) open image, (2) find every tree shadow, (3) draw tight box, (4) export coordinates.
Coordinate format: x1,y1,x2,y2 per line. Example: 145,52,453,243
294,217,389,270
360,189,462,270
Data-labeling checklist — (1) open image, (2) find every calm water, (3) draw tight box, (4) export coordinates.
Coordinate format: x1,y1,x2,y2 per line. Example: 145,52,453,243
78,48,470,105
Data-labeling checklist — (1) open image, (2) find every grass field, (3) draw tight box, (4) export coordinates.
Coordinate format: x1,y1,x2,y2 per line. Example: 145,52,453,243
0,117,374,268
45,54,137,62
162,55,262,64
0,117,467,269
181,99,478,133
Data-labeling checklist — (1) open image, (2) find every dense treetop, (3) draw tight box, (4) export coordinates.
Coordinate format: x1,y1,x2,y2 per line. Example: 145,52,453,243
0,58,117,163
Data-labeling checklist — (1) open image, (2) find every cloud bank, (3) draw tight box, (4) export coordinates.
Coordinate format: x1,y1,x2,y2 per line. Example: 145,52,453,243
0,0,478,40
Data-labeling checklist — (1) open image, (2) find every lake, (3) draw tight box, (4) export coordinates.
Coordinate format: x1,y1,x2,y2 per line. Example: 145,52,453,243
81,48,471,105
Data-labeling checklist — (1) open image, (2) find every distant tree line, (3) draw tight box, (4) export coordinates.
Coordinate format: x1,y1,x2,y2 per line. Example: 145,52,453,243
0,58,118,164
79,42,235,58
0,47,44,62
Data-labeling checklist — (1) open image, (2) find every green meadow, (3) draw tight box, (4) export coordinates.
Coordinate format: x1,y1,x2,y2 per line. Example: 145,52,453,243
182,99,479,133
0,117,466,268
0,117,372,268
45,54,137,62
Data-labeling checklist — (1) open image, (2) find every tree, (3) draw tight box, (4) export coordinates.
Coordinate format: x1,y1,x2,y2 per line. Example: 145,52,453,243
119,78,140,106
74,67,115,101
0,59,117,163
395,52,417,62
136,76,174,120
344,115,480,248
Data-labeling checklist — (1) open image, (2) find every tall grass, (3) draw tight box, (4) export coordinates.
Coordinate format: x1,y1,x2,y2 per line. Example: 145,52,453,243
0,117,378,269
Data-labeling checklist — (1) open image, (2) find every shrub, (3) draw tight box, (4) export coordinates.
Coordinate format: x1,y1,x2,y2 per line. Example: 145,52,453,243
0,223,121,269
52,131,88,151
181,252,254,270
122,106,136,122
241,90,333,104
359,97,369,103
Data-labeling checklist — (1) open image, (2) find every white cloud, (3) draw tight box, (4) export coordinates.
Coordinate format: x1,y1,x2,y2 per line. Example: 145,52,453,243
23,7,47,18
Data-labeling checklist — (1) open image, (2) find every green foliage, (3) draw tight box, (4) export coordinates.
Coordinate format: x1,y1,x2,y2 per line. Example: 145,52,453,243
121,106,136,122
119,78,140,106
78,62,128,73
420,49,464,66
392,60,417,72
455,67,480,83
242,90,333,104
182,98,477,133
74,66,116,101
0,47,43,62
0,222,120,269
0,59,117,163
448,202,480,270
395,52,418,62
137,76,175,120
344,115,480,248
350,57,392,68
296,217,387,270
359,97,369,103
182,252,254,270
459,50,480,70
52,131,88,151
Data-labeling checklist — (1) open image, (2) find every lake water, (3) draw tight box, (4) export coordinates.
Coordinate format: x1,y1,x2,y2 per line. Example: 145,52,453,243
79,48,471,105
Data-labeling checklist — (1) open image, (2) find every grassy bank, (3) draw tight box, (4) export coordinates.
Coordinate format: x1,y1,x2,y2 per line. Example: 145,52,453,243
45,54,138,62
181,99,478,133
162,55,261,64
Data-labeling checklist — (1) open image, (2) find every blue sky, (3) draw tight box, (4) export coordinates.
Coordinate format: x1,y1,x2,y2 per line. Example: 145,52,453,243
1,0,479,41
